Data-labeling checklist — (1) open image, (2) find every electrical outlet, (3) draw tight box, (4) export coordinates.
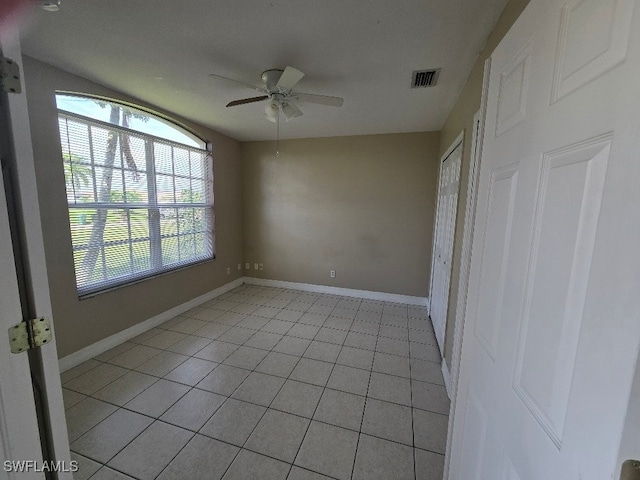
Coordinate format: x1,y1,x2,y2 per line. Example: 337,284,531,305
259,263,264,271
245,263,250,270
254,263,259,270
226,267,231,275
237,263,242,271
330,270,336,278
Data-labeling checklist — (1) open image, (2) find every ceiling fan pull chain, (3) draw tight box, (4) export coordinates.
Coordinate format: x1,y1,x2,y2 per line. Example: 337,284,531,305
276,111,280,156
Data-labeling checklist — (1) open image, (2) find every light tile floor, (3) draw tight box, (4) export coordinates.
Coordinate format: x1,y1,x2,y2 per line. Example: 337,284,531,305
62,285,449,480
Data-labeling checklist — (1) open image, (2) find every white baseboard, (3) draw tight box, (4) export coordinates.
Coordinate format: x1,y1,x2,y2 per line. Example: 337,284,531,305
58,277,244,372
442,358,452,399
244,277,429,308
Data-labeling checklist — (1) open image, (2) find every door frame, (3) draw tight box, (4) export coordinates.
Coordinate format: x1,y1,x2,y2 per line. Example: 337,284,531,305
428,131,464,357
443,58,491,480
0,28,72,477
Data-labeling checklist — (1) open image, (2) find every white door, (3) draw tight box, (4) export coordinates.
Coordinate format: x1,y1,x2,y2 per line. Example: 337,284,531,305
430,141,462,354
0,140,44,479
449,0,640,478
0,28,72,479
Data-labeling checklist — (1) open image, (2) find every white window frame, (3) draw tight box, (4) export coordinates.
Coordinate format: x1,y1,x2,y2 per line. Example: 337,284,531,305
57,97,214,296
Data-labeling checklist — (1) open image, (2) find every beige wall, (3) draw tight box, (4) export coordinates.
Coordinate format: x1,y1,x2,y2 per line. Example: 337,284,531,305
440,0,531,365
23,57,244,358
242,133,440,297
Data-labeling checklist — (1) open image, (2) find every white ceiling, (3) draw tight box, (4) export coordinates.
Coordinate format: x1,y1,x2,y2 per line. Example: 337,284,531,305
19,0,508,142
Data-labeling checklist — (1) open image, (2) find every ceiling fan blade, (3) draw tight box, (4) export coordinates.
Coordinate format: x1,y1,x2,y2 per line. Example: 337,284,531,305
209,73,267,93
276,66,305,91
226,95,269,107
282,102,303,122
295,92,344,107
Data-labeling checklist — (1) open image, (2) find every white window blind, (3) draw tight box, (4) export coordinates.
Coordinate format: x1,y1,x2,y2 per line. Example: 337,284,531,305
58,110,214,296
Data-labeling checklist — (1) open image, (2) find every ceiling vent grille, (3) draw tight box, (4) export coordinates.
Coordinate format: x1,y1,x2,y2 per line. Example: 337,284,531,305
411,69,440,88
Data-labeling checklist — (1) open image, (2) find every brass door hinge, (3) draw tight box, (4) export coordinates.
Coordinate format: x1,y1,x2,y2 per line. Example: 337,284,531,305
8,318,52,354
0,57,22,94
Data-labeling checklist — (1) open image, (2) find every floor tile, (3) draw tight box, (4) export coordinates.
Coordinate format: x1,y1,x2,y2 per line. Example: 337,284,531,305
64,363,129,395
287,323,321,340
352,434,414,480
193,322,232,339
368,372,412,406
307,304,334,316
410,341,441,362
359,301,384,313
295,421,359,480
350,320,379,336
65,398,118,442
383,304,407,317
336,299,360,310
287,301,313,313
313,389,365,431
108,345,162,369
160,388,226,431
355,311,381,323
166,335,212,356
194,340,239,363
222,449,289,480
378,324,409,340
415,448,445,480
62,388,86,410
238,315,271,330
134,350,189,377
130,328,164,344
313,327,348,345
90,467,136,480
94,342,136,362
92,371,157,406
217,326,257,345
262,319,295,335
199,398,266,446
326,365,370,396
244,331,283,350
361,398,413,445
375,337,410,357
372,351,410,378
323,316,353,331
274,336,312,356
409,328,438,345
108,421,193,480
70,452,101,480
125,379,190,418
408,318,434,331
196,364,251,396
410,358,444,385
298,312,328,326
256,352,300,378
336,346,374,370
275,309,304,322
413,409,448,454
271,379,323,418
172,318,211,334
245,409,310,462
303,340,341,363
289,358,334,386
330,307,357,320
164,357,218,386
343,331,377,351
380,314,409,328
71,408,153,463
231,372,285,406
60,359,102,384
142,330,186,349
223,345,268,370
287,466,333,479
412,380,450,414
157,434,239,480
252,306,282,318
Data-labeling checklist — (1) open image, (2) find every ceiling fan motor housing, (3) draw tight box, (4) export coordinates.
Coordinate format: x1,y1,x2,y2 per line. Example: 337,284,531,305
261,69,285,92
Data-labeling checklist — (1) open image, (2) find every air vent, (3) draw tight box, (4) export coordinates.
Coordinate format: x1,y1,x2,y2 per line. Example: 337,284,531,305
411,69,440,88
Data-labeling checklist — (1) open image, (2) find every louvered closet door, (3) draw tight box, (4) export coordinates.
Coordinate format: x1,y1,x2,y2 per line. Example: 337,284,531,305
449,0,640,478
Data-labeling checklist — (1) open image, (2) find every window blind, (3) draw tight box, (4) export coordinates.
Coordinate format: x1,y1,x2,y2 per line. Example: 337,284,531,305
58,111,214,296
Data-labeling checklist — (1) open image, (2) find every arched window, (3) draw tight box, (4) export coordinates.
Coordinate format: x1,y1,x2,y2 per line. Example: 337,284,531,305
56,93,214,296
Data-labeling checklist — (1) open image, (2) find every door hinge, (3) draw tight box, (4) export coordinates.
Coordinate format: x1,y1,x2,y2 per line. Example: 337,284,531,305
0,57,22,94
8,318,52,354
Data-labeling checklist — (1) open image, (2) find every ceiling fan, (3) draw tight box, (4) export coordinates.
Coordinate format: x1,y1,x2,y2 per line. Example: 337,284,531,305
209,66,344,123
